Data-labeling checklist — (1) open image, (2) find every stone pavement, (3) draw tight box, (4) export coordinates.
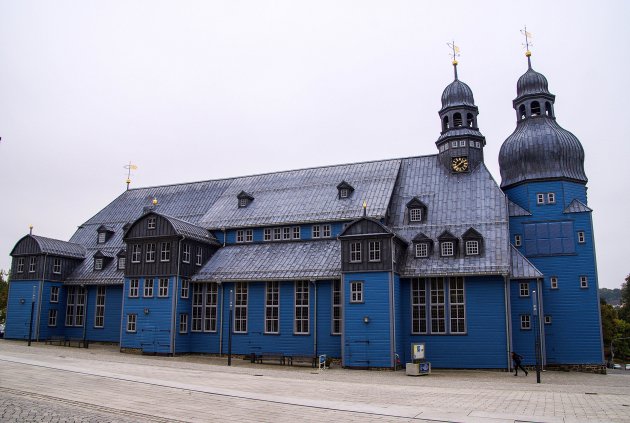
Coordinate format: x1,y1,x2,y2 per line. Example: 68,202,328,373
0,340,629,422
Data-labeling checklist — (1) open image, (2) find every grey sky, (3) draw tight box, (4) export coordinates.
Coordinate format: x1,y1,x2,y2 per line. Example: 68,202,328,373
1,1,628,289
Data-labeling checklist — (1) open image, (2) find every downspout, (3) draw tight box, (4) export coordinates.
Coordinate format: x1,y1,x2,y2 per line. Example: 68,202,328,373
312,279,317,357
504,274,512,372
171,237,183,356
390,236,396,370
537,278,546,367
222,228,226,247
37,254,47,341
219,281,224,355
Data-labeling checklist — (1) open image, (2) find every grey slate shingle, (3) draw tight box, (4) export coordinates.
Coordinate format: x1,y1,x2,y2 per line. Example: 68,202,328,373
509,245,543,279
508,200,531,217
16,235,86,259
563,199,592,214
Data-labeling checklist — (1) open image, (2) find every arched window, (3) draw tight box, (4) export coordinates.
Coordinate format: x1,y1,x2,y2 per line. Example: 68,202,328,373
442,116,449,131
466,113,474,127
519,104,526,120
453,113,462,127
531,101,541,116
545,102,553,117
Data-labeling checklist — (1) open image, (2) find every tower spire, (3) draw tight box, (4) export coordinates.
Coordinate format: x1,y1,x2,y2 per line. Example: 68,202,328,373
447,40,460,80
521,26,533,69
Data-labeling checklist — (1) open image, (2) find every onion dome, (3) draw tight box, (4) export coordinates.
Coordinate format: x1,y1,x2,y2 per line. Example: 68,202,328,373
499,53,587,188
441,79,476,109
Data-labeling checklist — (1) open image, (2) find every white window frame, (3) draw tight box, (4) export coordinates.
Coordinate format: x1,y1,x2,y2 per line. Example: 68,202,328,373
451,141,457,148
449,277,466,334
98,232,106,244
192,284,203,332
65,286,86,327
238,198,248,208
234,282,248,333
16,257,24,273
245,229,253,242
48,309,58,327
545,315,552,324
536,193,545,204
520,314,531,330
131,244,141,263
147,217,156,230
430,278,446,334
179,314,188,333
50,286,59,303
577,231,585,243
273,228,282,240
294,281,309,334
368,241,381,262
196,247,203,266
350,281,363,303
465,240,479,256
323,224,331,238
332,280,341,335
158,278,169,297
94,286,105,328
181,280,189,299
127,314,137,333
519,282,530,297
547,192,556,204
459,140,466,147
182,244,191,263
340,188,348,198
283,227,291,240
515,235,522,247
129,279,139,297
580,276,588,288
236,230,244,243
292,226,300,239
415,243,428,258
411,278,427,334
409,208,422,222
146,243,156,263
550,276,558,289
264,228,272,241
440,241,454,257
29,257,36,273
204,283,218,332
160,242,171,262
94,258,103,270
52,258,62,274
144,278,154,298
475,141,481,148
350,242,361,263
265,281,280,334
312,225,320,238
118,257,126,270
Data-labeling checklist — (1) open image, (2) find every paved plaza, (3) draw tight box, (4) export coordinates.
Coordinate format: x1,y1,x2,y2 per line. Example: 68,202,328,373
0,340,629,422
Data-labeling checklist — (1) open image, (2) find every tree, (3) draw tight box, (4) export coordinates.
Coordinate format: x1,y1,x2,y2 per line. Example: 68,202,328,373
601,299,618,351
0,270,8,323
619,274,630,323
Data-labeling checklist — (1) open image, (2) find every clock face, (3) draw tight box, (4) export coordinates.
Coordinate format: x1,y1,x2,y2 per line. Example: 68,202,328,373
451,156,469,172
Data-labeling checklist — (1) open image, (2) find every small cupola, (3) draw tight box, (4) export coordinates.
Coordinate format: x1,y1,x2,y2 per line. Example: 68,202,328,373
237,191,254,208
336,181,355,199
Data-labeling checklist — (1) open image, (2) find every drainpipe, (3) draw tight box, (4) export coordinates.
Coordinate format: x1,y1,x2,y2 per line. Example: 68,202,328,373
171,237,184,356
37,254,47,341
219,281,224,355
504,274,512,372
311,279,317,357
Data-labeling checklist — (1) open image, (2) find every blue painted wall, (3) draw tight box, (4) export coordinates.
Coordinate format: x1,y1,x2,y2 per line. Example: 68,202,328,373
5,280,41,340
315,280,342,359
393,273,403,366
509,280,537,365
343,272,393,368
400,276,508,368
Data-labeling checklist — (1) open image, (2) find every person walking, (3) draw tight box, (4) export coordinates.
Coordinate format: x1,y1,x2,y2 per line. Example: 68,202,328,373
512,352,528,376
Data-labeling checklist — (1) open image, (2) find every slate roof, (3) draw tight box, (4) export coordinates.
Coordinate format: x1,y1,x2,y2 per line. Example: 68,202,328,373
192,240,341,282
509,245,543,279
389,155,511,277
563,199,592,214
12,235,86,259
146,213,217,244
508,200,531,217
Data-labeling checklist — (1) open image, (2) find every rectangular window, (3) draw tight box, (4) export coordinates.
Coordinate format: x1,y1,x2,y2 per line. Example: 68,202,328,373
547,192,556,204
144,279,154,298
147,217,156,229
283,227,291,240
411,278,427,334
131,245,141,263
323,224,331,238
98,232,106,244
312,225,320,238
545,315,552,324
236,230,244,243
350,281,363,303
465,240,479,255
29,257,37,273
273,228,282,240
368,241,381,262
118,257,126,270
204,283,218,332
50,286,59,303
264,228,272,241
459,140,466,147
48,309,57,327
182,244,191,263
265,281,279,334
75,287,86,327
410,208,422,222
129,279,139,297
577,231,585,243
550,276,558,289
127,314,137,332
294,281,309,334
521,314,531,330
245,229,253,242
449,277,465,333
238,198,248,208
292,226,300,239
179,314,188,333
160,242,171,262
350,242,361,263
16,258,24,273
536,193,545,204
65,286,86,327
65,288,76,326
332,280,341,335
95,286,105,328
519,282,530,297
430,278,446,333
580,276,588,288
192,284,203,332
181,280,189,299
52,258,62,274
415,243,428,258
451,141,457,148
158,278,169,297
441,241,454,257
340,188,349,198
475,141,481,148
146,243,156,262
234,282,248,333
94,258,103,270
515,235,522,247
196,247,203,266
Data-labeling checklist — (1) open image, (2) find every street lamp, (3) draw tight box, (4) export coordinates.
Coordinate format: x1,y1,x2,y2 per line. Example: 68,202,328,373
532,289,541,383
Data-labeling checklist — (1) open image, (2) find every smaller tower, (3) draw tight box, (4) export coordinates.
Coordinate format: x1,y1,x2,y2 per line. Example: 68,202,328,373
436,42,486,173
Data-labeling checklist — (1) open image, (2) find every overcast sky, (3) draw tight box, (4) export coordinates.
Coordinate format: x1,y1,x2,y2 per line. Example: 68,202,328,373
1,1,628,289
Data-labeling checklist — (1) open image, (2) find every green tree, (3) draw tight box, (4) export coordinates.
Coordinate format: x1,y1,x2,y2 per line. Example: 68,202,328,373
0,270,8,323
619,274,630,323
601,299,618,351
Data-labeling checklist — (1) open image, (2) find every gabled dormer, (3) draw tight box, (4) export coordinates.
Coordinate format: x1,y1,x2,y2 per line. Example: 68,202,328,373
412,232,433,258
461,227,484,256
437,230,459,258
93,250,113,271
116,249,127,270
96,225,114,244
406,197,428,224
237,191,254,208
336,181,355,199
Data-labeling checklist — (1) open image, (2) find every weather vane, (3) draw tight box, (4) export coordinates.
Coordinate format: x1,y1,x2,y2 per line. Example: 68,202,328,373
124,162,138,190
520,26,533,67
447,40,460,79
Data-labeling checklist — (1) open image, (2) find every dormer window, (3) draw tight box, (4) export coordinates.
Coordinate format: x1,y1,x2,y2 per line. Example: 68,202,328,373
462,227,484,256
117,249,126,270
336,181,354,199
438,230,458,258
412,233,433,258
93,251,111,270
96,225,114,243
98,232,106,243
406,198,428,224
95,258,103,270
237,191,254,208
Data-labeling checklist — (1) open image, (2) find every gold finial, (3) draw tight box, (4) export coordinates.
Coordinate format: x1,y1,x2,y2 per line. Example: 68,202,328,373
152,197,158,206
124,162,138,191
520,26,533,67
362,200,367,217
29,224,33,235
447,41,460,79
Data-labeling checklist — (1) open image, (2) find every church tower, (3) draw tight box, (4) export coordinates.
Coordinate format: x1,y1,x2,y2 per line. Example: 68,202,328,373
436,46,486,173
499,41,603,367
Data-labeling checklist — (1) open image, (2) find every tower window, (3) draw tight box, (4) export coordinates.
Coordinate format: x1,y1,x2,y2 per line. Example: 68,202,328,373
580,276,588,288
466,113,474,127
545,102,553,117
577,231,585,243
475,141,480,148
453,113,462,127
442,116,449,131
547,193,556,204
531,101,541,116
519,282,530,297
515,234,522,247
520,314,531,330
519,104,526,120
536,193,545,204
545,315,552,324
550,277,558,289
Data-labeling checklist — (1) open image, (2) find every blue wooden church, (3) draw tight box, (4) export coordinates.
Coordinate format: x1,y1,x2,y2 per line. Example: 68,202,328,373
5,51,604,370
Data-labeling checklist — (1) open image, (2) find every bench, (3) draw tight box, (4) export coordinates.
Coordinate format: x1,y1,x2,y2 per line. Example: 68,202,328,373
255,353,286,365
287,355,317,368
45,336,67,346
66,338,88,348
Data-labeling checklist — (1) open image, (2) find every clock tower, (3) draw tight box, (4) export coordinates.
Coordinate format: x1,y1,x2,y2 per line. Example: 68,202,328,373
436,47,486,173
